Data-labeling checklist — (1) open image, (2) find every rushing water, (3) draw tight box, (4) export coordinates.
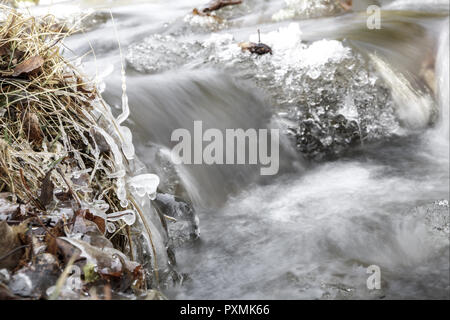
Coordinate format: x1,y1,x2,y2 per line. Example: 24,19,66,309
46,0,450,299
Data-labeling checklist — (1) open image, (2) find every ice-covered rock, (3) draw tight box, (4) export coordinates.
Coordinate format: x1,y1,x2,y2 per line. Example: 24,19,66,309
126,23,400,160
204,25,399,160
153,193,200,248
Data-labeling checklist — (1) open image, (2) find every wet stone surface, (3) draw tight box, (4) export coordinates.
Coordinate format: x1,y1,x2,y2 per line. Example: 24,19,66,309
127,25,400,161
153,193,200,248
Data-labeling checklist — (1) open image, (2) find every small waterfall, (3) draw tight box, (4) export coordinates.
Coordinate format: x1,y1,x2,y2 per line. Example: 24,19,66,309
103,69,300,207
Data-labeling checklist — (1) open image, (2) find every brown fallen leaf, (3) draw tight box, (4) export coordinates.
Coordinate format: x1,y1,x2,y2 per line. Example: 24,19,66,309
238,30,273,56
84,210,106,235
238,41,273,55
0,221,26,270
39,170,54,207
55,238,81,264
22,110,43,145
12,55,44,77
192,8,224,22
44,221,65,256
0,44,9,56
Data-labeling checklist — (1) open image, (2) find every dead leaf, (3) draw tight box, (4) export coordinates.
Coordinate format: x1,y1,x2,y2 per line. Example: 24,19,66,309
12,56,44,77
85,210,106,234
0,221,25,270
89,128,110,153
22,110,43,145
238,41,272,55
0,44,9,56
192,8,223,22
39,170,54,207
44,221,64,256
55,238,81,264
13,50,25,62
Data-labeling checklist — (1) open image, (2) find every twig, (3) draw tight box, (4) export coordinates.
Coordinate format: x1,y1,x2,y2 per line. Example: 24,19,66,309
0,244,29,262
28,211,57,238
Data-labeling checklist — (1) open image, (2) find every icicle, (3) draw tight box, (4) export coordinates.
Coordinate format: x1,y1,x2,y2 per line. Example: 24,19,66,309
107,209,136,226
110,10,135,161
107,169,126,179
127,174,160,200
116,177,129,208
92,126,123,166
119,125,135,160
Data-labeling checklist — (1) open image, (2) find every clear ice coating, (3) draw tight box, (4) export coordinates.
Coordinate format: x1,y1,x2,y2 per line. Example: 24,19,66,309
118,125,136,160
107,209,137,226
127,174,160,200
154,193,200,248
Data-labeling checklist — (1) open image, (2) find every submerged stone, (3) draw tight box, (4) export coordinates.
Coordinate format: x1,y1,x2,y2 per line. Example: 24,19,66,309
153,193,200,248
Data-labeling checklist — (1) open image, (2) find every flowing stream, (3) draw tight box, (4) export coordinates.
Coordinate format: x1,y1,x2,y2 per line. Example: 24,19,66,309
39,0,450,299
